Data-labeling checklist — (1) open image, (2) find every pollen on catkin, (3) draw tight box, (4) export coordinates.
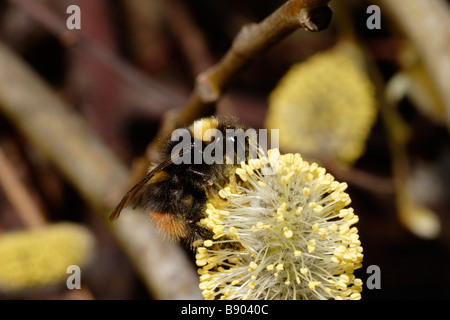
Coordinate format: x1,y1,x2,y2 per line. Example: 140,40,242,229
0,223,94,293
266,46,377,165
196,149,363,300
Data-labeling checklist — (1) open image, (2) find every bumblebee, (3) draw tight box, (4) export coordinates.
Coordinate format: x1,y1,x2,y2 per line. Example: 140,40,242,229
109,117,256,246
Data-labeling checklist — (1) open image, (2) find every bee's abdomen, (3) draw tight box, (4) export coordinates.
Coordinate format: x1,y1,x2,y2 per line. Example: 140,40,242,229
148,210,187,240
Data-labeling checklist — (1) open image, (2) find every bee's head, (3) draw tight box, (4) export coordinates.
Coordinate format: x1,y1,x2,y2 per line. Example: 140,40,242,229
188,117,256,165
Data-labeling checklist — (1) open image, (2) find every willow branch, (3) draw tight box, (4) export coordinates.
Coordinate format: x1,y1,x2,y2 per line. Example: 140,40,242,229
7,0,186,114
0,146,47,229
163,0,215,78
0,42,202,300
376,0,450,131
176,0,333,126
136,0,333,178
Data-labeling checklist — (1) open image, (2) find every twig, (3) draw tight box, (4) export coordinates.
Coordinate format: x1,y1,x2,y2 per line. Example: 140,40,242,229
7,0,186,114
0,146,47,229
376,0,450,131
65,0,123,150
141,0,333,169
325,161,394,195
382,73,442,239
176,0,333,126
0,41,202,299
126,0,217,177
138,0,333,183
163,0,215,78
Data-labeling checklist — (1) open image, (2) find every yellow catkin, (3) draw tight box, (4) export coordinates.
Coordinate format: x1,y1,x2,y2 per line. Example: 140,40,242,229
266,45,377,165
0,223,94,293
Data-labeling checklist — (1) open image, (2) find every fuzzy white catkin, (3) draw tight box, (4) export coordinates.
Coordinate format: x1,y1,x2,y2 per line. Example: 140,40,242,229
196,149,363,300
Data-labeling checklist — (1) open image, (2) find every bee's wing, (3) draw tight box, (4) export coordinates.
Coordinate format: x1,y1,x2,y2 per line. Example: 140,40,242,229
108,149,187,222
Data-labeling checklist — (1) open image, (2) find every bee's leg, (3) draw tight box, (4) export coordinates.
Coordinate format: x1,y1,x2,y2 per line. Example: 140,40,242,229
188,224,215,247
187,168,214,187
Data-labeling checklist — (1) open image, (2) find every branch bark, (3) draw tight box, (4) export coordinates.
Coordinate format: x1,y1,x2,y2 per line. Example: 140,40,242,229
176,0,333,126
7,0,186,114
163,0,215,78
0,146,47,229
376,0,450,131
0,41,202,300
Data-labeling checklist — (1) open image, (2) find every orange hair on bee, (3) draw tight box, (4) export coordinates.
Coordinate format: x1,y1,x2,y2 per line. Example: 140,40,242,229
149,211,187,240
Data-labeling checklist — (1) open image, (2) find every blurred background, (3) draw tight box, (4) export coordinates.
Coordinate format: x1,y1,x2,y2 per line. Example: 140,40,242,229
0,0,449,300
